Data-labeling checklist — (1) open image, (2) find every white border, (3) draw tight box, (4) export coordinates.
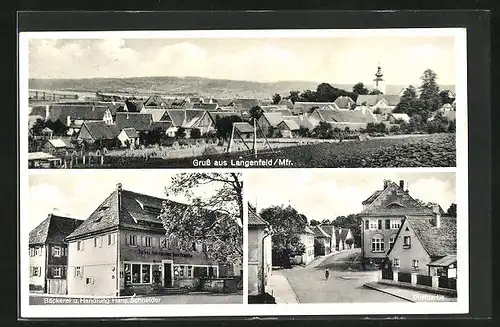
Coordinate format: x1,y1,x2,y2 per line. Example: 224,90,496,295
19,27,468,318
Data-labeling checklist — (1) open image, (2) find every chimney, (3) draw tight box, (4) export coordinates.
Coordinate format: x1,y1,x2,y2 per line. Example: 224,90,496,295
399,180,404,189
432,204,441,228
117,183,122,211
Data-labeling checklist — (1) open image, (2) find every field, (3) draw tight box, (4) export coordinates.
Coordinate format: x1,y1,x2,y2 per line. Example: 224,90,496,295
78,133,455,168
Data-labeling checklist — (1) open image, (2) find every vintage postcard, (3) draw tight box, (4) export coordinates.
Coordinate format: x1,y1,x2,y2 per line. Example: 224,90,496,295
20,28,464,169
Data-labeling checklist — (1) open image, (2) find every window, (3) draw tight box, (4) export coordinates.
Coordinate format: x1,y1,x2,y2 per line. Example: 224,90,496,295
94,237,98,247
98,236,103,247
364,220,369,230
75,266,82,277
389,235,396,249
371,235,385,252
35,247,42,256
391,220,401,229
385,219,391,229
127,263,152,284
378,220,382,230
403,236,411,248
393,258,400,267
32,266,40,276
63,247,68,256
412,259,419,269
107,234,114,246
144,236,153,247
369,220,378,230
187,266,193,278
29,248,34,257
192,242,197,251
141,264,151,283
86,277,94,284
77,241,83,251
53,267,62,277
53,246,61,257
129,234,137,246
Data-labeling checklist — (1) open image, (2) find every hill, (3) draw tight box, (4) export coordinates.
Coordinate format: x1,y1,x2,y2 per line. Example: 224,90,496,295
28,76,455,100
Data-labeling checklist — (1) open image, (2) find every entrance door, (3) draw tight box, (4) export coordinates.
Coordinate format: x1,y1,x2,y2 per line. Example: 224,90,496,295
164,263,172,288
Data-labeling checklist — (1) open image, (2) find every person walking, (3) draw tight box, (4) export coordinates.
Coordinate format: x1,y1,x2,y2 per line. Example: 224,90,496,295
325,267,330,281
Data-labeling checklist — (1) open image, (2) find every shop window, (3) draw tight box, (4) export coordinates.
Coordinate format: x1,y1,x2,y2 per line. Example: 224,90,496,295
141,265,151,283
124,264,131,286
132,264,141,283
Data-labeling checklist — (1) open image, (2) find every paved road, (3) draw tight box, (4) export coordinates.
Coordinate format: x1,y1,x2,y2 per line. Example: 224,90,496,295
277,249,405,303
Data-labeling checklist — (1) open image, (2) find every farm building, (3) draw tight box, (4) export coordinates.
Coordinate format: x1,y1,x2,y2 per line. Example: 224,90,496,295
312,225,331,256
29,213,83,294
117,128,140,148
257,112,285,137
213,98,235,107
334,96,356,109
308,107,378,130
387,113,411,124
193,103,219,111
277,99,294,110
276,119,300,138
292,102,339,115
78,121,120,146
47,103,114,128
124,100,145,112
162,109,214,137
43,138,73,156
355,95,401,114
28,152,63,168
143,95,169,109
115,112,154,132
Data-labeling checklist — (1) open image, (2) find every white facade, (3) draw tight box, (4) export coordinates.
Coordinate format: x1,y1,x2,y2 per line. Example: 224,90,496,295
297,233,315,265
29,245,47,291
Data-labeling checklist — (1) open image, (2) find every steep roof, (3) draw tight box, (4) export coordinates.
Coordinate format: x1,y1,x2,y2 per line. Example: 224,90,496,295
29,214,83,245
381,95,401,106
121,127,140,138
261,112,285,127
141,108,168,122
233,122,255,134
334,96,356,109
304,226,315,235
207,111,242,121
184,110,207,128
389,113,410,122
164,110,186,127
193,103,219,111
360,181,434,216
272,109,294,116
278,99,294,109
46,138,68,148
214,98,234,107
356,95,381,106
335,228,351,241
144,95,168,108
260,105,282,112
313,225,331,238
285,115,314,130
81,121,120,141
248,206,269,227
293,102,337,115
48,104,109,121
124,100,144,112
405,216,457,257
231,98,262,110
278,119,300,131
314,108,377,124
115,112,153,132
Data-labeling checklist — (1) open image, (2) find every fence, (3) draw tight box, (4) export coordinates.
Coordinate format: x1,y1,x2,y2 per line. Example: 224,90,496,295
398,272,411,283
439,276,457,290
381,269,393,280
417,274,433,287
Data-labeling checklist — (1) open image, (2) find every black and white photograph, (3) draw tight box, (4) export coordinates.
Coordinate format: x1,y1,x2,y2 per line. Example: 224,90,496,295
25,171,243,306
21,29,462,169
247,170,462,306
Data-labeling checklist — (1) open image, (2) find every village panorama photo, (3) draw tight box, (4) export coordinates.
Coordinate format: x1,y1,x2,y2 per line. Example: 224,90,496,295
23,171,243,309
20,29,464,169
247,170,462,307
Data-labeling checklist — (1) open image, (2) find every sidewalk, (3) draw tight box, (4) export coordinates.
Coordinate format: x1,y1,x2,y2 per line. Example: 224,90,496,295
266,273,299,304
364,282,457,303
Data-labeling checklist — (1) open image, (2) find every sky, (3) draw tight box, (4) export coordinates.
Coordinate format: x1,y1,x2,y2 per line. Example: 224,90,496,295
27,171,224,230
247,170,456,222
28,36,456,85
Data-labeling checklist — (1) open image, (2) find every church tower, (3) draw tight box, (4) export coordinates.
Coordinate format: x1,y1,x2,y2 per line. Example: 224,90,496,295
373,64,386,94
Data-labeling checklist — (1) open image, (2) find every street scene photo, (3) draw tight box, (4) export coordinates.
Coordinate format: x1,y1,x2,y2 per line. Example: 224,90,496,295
247,170,458,304
26,171,243,304
24,32,457,168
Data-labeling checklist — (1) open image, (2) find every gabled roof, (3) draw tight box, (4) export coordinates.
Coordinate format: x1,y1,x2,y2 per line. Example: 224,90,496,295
360,181,433,216
381,95,401,106
402,216,457,257
46,138,68,148
144,95,168,108
261,112,285,127
313,225,331,238
278,99,294,109
121,127,140,138
48,104,110,121
81,121,120,141
334,96,356,109
278,119,300,131
163,110,186,127
214,98,234,107
28,152,56,161
335,228,351,241
141,109,168,122
356,95,382,106
293,102,337,115
30,106,47,117
313,108,377,124
29,214,83,245
304,225,315,235
207,111,242,121
231,98,262,110
124,100,144,112
66,186,210,240
184,110,207,128
248,206,269,227
428,254,457,267
233,122,255,134
193,103,219,111
272,109,294,116
115,112,153,132
389,113,410,122
285,115,314,130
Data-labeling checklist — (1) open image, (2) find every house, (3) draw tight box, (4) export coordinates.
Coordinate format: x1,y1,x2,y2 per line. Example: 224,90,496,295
334,96,356,109
117,128,140,148
276,119,300,138
213,98,234,107
115,112,154,133
231,98,263,111
292,225,315,265
77,121,120,146
143,95,169,109
247,206,272,297
387,205,456,276
335,228,354,251
64,183,221,296
312,225,331,256
286,115,314,132
277,99,294,110
140,108,169,123
359,179,434,265
28,152,63,168
162,109,214,137
439,103,454,112
43,138,72,156
292,102,339,115
193,103,219,111
308,107,378,130
29,213,83,294
257,112,285,137
387,113,411,124
47,103,115,134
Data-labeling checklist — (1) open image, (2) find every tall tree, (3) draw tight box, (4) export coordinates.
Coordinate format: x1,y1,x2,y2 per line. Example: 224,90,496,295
214,115,242,141
299,89,317,102
321,219,332,225
369,89,383,95
159,173,243,265
439,90,455,105
272,93,282,105
352,82,369,95
446,203,457,217
419,69,441,112
309,219,321,226
260,205,307,267
288,90,300,104
332,214,361,247
393,85,421,116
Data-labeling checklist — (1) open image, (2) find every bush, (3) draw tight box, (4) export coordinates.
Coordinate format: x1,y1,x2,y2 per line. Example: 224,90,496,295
202,146,219,155
190,128,202,139
298,126,310,137
447,120,456,133
389,125,400,134
175,127,187,139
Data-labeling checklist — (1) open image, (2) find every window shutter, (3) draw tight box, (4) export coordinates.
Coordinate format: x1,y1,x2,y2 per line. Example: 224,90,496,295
81,240,84,251
125,234,129,245
385,219,390,229
378,220,382,230
364,220,369,230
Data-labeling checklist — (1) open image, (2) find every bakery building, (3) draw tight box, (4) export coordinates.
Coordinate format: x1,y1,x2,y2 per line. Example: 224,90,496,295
64,183,221,296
